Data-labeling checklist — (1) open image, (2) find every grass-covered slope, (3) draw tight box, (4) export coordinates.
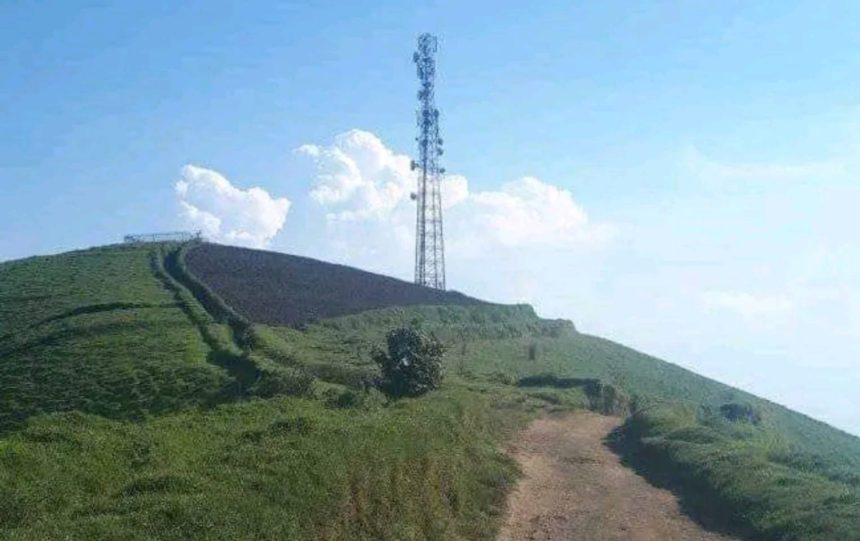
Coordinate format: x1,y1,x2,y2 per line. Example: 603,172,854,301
249,303,860,539
0,242,534,540
0,244,230,431
1,389,524,540
1,241,859,540
184,243,485,326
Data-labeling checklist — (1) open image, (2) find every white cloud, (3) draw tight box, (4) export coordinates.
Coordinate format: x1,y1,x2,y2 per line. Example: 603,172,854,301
175,164,290,248
702,290,794,318
296,129,413,221
461,176,615,249
297,130,614,252
441,174,469,209
178,201,221,236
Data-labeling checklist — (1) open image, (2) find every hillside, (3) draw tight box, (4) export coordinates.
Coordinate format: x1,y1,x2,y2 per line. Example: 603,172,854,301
185,243,485,326
1,241,859,540
0,245,230,431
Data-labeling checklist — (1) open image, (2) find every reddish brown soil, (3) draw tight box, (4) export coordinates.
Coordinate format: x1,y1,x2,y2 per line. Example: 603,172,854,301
497,413,736,541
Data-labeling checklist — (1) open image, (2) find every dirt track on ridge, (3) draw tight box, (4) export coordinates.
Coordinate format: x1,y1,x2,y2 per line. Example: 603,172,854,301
496,413,736,541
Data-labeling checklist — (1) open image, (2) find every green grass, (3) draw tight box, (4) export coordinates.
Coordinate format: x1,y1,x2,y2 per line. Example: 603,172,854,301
0,388,530,540
258,305,860,539
0,244,230,431
260,304,860,461
0,244,551,540
1,243,859,540
613,403,860,540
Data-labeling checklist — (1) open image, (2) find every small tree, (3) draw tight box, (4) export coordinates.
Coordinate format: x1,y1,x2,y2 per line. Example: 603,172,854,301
373,327,444,397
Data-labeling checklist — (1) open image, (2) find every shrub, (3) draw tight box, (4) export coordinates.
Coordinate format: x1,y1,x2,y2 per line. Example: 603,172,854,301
373,327,444,397
719,402,762,424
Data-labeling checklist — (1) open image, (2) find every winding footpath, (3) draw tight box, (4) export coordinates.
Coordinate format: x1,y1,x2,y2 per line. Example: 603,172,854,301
496,413,736,541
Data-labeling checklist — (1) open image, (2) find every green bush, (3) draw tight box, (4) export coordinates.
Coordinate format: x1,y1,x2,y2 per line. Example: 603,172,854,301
373,327,444,397
719,401,762,424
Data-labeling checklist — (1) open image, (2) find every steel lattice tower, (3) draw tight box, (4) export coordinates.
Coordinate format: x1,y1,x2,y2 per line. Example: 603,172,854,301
411,33,446,289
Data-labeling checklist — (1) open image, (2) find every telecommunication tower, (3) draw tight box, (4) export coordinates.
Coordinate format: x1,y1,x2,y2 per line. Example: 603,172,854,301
411,33,446,290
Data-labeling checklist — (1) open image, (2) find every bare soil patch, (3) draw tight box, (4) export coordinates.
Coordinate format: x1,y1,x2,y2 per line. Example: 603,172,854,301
497,413,736,541
185,243,485,326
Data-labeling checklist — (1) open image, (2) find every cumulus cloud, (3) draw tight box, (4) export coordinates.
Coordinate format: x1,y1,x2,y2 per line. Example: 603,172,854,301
440,174,469,209
175,164,290,248
296,129,413,221
462,176,615,249
297,130,613,251
702,290,794,318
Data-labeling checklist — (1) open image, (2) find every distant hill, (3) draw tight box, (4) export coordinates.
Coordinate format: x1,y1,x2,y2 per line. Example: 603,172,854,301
0,241,858,540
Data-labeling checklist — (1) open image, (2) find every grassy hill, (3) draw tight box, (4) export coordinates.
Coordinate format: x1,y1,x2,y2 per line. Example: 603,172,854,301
0,245,229,431
1,241,858,540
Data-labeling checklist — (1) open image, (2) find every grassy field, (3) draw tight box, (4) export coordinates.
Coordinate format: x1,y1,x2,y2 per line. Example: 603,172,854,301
0,388,535,540
0,243,551,540
0,244,229,431
1,241,859,540
249,299,860,540
263,304,860,466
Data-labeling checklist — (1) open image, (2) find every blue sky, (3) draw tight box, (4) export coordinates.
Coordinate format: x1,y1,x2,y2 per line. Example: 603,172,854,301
2,1,860,435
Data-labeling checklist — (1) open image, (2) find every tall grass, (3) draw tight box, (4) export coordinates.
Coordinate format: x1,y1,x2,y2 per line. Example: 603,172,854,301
0,388,529,540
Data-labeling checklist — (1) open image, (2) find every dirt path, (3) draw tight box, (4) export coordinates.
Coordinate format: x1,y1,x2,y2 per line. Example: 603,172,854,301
496,413,735,541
